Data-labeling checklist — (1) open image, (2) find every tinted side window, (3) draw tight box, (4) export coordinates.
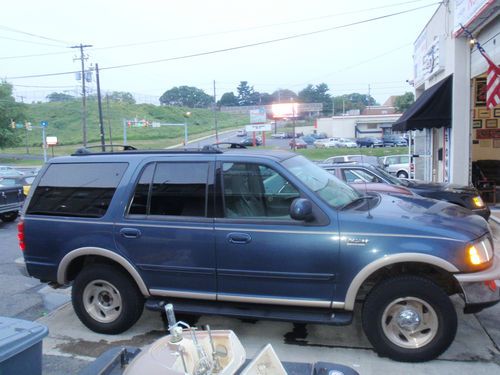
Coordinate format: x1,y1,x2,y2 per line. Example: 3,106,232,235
149,162,208,217
27,163,127,218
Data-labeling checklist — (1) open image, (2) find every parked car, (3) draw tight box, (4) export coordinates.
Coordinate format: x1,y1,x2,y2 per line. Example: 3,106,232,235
356,137,383,148
301,135,316,145
320,163,414,196
239,136,262,146
311,132,327,139
0,183,24,222
323,155,379,166
379,154,414,178
0,165,24,177
289,138,307,149
336,138,358,148
271,132,287,139
236,129,247,137
314,137,340,148
17,148,498,362
0,176,36,196
321,162,490,220
382,135,408,147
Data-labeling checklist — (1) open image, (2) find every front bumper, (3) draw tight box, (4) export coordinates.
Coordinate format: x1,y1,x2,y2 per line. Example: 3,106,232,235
454,255,500,312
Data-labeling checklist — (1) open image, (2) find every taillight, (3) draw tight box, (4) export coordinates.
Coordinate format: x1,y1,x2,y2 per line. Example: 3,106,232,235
17,220,25,252
410,163,414,172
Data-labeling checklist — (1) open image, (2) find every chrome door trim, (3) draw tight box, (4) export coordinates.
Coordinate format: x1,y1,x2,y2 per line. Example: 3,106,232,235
218,293,331,308
150,289,217,301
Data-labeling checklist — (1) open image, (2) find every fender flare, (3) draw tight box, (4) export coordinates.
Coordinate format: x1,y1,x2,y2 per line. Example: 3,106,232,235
57,247,150,297
343,253,459,310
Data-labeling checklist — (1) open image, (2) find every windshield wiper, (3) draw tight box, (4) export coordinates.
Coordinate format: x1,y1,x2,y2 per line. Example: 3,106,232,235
339,195,376,211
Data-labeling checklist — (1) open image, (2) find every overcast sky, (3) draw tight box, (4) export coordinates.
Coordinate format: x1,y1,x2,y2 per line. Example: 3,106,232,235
1,0,439,105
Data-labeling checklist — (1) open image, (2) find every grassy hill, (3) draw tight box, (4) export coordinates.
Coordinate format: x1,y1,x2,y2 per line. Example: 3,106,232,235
12,99,246,150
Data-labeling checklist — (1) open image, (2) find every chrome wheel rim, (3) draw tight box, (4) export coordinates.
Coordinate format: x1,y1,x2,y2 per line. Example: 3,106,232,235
82,279,122,323
381,297,438,349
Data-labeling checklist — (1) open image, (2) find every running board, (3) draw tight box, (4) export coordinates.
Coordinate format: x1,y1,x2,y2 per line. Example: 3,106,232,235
145,297,353,325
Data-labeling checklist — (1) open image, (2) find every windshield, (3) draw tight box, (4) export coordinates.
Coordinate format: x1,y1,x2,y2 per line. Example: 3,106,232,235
371,165,405,186
282,155,360,209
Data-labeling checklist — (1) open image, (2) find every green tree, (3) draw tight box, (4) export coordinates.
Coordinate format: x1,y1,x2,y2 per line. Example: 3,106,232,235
236,81,255,106
159,86,213,108
271,89,297,103
218,92,238,107
394,92,415,113
298,83,332,114
46,92,76,102
332,93,377,115
0,82,23,148
108,91,136,104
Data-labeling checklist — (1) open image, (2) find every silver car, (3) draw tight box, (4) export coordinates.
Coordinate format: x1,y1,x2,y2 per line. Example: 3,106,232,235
379,154,413,178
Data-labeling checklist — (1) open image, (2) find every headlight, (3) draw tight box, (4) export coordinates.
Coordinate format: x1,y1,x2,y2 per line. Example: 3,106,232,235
472,195,485,208
467,238,494,266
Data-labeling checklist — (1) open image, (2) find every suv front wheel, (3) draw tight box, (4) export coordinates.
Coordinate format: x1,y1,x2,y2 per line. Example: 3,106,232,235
72,264,145,334
362,275,457,362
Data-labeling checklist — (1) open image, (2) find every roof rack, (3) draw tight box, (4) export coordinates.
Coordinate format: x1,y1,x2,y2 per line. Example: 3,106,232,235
71,144,224,156
205,142,247,150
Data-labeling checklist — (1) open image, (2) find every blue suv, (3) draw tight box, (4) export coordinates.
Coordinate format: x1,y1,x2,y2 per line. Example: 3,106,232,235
17,148,499,362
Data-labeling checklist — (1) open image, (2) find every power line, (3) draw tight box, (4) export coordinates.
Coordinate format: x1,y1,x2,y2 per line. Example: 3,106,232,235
5,2,439,81
0,24,70,45
89,0,435,52
0,1,438,61
0,34,69,48
0,50,72,61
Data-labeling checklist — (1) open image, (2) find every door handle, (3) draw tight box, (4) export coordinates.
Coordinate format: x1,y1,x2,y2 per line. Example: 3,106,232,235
227,232,252,244
120,228,142,239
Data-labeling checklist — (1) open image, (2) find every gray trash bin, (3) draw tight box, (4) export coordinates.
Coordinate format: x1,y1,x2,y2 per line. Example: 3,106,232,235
0,317,48,375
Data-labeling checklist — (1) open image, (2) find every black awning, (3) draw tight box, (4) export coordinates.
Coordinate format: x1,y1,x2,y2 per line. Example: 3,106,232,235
392,75,452,132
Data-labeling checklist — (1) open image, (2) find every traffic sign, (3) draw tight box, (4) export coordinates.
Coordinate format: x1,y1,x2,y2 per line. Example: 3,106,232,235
40,121,48,127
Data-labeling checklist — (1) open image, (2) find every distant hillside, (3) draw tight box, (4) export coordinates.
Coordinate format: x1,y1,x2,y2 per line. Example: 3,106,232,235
24,100,246,146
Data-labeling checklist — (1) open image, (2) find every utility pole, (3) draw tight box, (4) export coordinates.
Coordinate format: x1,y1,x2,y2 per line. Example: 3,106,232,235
106,94,113,151
71,43,93,147
213,80,219,142
95,64,105,151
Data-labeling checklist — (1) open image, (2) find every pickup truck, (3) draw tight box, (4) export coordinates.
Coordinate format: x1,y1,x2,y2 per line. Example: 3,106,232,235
0,183,24,222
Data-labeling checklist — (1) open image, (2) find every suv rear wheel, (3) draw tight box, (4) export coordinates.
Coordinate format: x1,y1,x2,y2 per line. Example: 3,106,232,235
362,275,457,362
397,171,409,178
72,264,145,334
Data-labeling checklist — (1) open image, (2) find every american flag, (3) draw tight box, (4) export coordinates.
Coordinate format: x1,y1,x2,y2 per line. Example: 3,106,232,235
479,48,500,109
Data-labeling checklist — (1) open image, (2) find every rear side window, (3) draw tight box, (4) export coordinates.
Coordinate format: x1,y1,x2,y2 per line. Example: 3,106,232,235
27,163,128,218
128,162,209,217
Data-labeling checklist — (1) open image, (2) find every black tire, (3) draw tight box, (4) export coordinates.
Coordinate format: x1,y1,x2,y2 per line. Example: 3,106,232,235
362,275,457,362
397,171,409,178
72,264,145,334
0,211,18,222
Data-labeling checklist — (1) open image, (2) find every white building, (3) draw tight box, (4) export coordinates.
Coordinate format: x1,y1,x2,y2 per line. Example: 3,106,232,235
309,114,401,138
393,0,499,184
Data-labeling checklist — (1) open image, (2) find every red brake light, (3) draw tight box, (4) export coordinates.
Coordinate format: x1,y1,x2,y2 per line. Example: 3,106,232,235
410,163,414,172
17,220,25,252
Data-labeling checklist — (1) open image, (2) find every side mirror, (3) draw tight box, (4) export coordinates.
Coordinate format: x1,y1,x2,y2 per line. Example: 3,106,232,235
290,198,314,222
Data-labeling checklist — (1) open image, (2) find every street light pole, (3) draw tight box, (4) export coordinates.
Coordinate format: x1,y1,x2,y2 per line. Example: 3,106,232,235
184,112,191,147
